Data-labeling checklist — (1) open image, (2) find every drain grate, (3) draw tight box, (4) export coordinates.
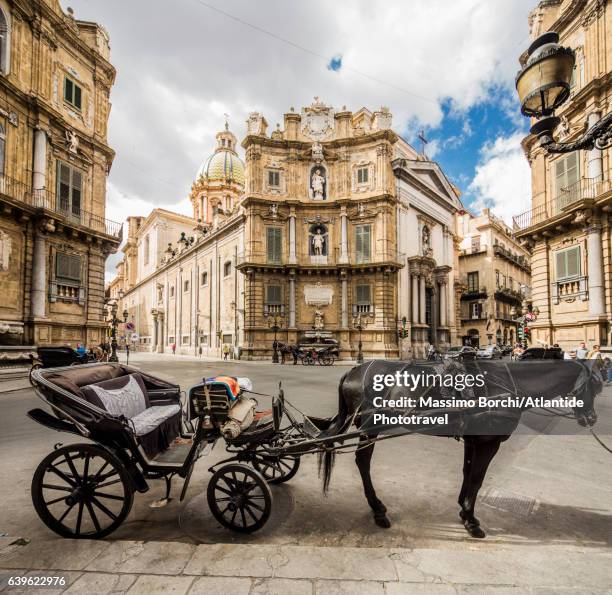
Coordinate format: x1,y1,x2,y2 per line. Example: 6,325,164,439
481,488,538,517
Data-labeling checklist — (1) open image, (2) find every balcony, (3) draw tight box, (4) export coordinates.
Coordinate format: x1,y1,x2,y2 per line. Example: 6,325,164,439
513,176,611,232
494,286,523,304
0,175,122,242
493,244,530,272
551,276,588,304
460,286,487,300
237,248,405,269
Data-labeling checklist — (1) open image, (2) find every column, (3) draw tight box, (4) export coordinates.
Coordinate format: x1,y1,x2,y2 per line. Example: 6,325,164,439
31,230,47,318
33,129,47,206
587,112,603,182
340,207,348,263
289,211,296,264
152,313,158,351
587,222,605,316
157,315,164,352
439,282,447,327
411,274,419,323
289,275,296,328
341,277,348,328
419,276,426,324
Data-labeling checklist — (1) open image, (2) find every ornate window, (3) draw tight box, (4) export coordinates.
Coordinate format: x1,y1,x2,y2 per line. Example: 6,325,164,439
200,271,208,286
266,227,282,264
63,76,83,110
0,7,10,75
223,260,232,277
51,252,84,304
555,245,581,281
357,167,368,184
355,224,371,263
554,152,579,208
352,161,374,192
268,170,280,187
470,235,480,252
57,161,83,219
354,284,372,314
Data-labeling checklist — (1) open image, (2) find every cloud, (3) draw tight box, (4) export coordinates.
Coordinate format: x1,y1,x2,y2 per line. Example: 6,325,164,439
63,0,534,279
468,131,531,225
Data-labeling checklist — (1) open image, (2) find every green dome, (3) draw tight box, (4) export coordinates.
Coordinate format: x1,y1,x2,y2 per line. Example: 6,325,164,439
198,149,245,186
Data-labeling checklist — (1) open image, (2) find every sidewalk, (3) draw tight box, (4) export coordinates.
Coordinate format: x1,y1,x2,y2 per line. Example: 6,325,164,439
1,537,610,593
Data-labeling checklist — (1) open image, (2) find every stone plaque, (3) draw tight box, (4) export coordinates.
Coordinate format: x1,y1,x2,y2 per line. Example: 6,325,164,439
304,283,333,306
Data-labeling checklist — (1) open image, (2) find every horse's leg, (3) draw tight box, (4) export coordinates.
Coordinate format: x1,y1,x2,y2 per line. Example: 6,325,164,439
355,435,390,528
458,437,501,538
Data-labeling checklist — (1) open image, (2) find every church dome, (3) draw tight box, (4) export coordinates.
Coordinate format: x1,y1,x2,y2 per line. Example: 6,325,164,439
196,124,245,186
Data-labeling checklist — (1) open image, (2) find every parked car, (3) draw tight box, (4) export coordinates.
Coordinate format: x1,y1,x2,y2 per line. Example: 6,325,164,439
477,345,503,360
517,347,564,360
444,346,477,361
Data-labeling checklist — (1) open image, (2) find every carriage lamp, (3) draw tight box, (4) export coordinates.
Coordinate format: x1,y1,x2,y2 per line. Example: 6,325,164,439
516,31,612,152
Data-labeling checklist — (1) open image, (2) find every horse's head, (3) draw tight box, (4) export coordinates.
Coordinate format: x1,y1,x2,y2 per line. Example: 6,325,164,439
573,360,603,427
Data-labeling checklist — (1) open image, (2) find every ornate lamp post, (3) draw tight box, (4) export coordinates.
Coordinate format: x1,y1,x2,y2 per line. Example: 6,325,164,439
106,300,128,363
516,31,612,152
510,295,539,349
264,306,284,363
352,309,373,364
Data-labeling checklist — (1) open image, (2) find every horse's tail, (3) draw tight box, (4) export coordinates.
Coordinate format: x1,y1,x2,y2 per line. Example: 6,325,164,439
317,371,350,494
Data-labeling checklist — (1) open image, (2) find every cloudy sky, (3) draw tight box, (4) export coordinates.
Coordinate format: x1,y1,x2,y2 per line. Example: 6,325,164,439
65,0,535,278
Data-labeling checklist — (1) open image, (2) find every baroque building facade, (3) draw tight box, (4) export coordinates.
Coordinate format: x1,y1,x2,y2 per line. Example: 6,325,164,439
514,0,611,351
0,0,120,348
115,101,461,360
457,208,531,348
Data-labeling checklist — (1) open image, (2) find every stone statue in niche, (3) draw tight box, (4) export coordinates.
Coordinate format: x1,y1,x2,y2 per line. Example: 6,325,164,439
309,224,328,256
422,225,432,256
313,309,325,331
65,129,79,154
311,141,324,162
310,166,326,200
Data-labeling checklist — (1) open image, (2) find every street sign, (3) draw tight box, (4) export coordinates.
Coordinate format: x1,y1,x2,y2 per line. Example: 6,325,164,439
125,322,135,331
130,333,139,342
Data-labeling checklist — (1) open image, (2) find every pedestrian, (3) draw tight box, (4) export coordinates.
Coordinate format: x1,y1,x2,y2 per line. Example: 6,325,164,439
512,343,524,360
588,344,602,360
125,342,130,364
222,343,230,361
576,342,589,359
172,342,176,355
75,343,87,356
603,357,612,383
291,344,299,365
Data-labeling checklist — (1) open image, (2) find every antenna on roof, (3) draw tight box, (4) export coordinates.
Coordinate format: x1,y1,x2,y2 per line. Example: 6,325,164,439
418,129,428,158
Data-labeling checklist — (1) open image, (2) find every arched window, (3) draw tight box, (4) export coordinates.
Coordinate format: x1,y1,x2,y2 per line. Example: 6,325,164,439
0,8,10,75
0,123,5,175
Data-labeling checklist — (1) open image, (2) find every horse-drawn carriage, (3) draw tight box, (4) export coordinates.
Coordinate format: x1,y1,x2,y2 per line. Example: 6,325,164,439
27,358,603,540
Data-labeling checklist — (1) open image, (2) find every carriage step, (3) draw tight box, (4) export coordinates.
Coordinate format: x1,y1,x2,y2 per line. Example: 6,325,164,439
151,440,193,464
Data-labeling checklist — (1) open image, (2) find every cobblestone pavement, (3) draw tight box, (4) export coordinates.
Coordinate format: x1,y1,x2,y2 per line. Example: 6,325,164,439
1,354,611,592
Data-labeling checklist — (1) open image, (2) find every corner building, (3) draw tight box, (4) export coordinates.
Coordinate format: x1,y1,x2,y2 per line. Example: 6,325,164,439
115,101,462,360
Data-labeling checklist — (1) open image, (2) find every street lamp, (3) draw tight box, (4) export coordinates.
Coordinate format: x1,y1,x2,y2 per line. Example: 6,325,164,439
352,308,373,364
264,306,284,363
516,31,612,152
106,300,128,363
510,298,539,349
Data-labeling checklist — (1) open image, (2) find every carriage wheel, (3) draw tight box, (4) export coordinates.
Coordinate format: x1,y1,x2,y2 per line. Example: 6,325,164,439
207,463,272,533
252,452,300,484
31,443,133,539
318,354,334,366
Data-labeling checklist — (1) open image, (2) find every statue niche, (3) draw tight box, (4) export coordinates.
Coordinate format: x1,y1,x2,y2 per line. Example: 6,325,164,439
310,165,327,200
309,224,328,263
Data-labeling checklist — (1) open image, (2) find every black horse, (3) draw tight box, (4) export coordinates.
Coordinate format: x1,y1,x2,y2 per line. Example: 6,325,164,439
319,359,602,538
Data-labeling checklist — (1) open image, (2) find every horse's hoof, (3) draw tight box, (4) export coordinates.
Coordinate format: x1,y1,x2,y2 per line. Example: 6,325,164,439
374,514,391,529
464,522,486,538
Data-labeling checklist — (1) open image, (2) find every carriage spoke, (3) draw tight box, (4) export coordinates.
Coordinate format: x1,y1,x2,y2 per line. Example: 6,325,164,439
91,496,118,521
92,461,110,482
47,464,77,487
75,501,84,536
57,502,76,524
239,507,247,527
82,454,91,483
44,495,69,506
63,454,82,486
230,509,238,526
85,500,101,533
92,492,124,502
41,483,72,492
245,499,265,512
95,478,121,489
214,484,233,497
96,469,120,484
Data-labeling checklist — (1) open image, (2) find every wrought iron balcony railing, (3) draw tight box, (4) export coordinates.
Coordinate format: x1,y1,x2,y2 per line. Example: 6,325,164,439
237,248,405,268
0,174,122,241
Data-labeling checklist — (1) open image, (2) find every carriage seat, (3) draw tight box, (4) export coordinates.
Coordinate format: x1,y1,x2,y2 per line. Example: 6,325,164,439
42,365,182,458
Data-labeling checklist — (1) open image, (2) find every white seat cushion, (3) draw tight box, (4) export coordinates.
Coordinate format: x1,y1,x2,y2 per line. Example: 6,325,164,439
131,404,181,436
88,375,148,418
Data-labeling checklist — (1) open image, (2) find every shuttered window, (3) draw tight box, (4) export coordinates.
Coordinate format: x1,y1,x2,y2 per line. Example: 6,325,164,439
554,152,579,199
266,284,282,304
56,253,81,282
266,227,282,264
467,272,479,292
555,246,581,280
357,167,368,184
356,284,371,304
268,170,280,187
64,77,82,110
355,225,371,263
57,161,83,218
